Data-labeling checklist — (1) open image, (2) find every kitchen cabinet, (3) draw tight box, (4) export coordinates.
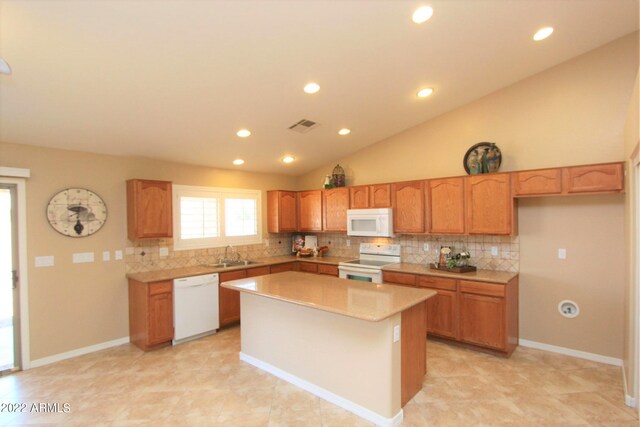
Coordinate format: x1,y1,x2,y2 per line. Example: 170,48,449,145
126,179,173,240
270,262,298,274
246,266,270,277
512,168,562,197
297,190,323,231
382,271,417,287
563,163,624,194
323,188,349,232
416,276,458,339
459,279,518,355
370,184,392,208
219,270,246,327
427,177,465,234
317,264,339,276
349,186,370,209
465,174,515,235
391,181,425,234
267,190,298,232
128,279,173,351
299,262,318,273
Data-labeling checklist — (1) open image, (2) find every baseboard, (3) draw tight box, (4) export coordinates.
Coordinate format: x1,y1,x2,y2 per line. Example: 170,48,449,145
622,365,638,408
519,339,623,366
29,336,130,369
240,352,403,427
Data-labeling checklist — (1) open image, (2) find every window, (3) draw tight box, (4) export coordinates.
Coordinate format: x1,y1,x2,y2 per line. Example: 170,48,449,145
173,185,261,250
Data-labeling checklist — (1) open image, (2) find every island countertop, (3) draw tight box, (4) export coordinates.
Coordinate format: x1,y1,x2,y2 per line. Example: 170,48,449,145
221,271,436,322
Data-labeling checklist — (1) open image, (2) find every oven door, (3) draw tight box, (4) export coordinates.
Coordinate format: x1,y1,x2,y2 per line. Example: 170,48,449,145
338,265,382,283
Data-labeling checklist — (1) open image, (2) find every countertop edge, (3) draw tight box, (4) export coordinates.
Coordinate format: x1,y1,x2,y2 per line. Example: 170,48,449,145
382,263,518,284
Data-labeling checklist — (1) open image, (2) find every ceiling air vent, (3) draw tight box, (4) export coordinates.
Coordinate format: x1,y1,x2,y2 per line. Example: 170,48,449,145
288,119,320,134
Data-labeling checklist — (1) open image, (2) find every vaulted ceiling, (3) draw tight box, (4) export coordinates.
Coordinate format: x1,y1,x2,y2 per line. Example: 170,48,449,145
0,0,637,175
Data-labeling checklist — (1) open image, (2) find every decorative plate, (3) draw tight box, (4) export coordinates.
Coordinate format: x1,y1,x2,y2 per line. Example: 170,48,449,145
463,142,502,175
46,188,107,237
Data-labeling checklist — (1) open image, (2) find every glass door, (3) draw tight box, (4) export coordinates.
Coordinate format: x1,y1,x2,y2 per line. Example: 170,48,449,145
0,186,20,373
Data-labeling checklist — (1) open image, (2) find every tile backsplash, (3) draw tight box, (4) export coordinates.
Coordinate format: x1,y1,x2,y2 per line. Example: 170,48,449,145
126,232,519,273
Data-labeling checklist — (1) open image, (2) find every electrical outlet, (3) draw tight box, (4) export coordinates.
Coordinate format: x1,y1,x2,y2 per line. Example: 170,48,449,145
102,251,110,261
265,240,269,247
393,325,401,342
346,239,351,247
159,247,169,257
491,246,498,256
423,243,429,251
558,248,567,259
114,250,123,260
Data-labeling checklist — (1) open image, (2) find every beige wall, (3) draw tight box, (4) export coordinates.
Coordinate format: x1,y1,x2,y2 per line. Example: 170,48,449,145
623,68,639,400
0,141,297,360
297,33,638,359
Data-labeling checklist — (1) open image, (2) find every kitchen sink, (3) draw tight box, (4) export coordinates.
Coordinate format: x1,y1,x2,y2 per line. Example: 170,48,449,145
206,260,263,269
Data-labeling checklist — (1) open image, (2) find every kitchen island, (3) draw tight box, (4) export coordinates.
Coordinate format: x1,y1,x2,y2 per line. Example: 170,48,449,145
221,271,436,427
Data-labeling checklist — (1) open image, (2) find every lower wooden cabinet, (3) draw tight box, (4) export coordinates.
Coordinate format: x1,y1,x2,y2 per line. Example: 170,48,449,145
219,270,246,327
270,262,298,274
299,262,318,273
317,264,338,276
129,279,174,351
383,271,519,355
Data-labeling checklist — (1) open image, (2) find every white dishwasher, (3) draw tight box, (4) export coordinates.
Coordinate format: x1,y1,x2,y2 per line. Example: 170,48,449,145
173,273,219,345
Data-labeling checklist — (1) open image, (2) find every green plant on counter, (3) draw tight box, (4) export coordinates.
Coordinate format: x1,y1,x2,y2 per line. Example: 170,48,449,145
446,247,471,269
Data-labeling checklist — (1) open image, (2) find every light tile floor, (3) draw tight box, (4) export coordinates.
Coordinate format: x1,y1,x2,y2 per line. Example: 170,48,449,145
0,326,636,426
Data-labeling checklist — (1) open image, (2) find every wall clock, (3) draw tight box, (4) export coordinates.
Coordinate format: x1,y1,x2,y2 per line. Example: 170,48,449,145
46,188,107,237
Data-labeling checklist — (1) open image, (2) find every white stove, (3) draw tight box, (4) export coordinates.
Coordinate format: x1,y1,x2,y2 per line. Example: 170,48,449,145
338,243,401,283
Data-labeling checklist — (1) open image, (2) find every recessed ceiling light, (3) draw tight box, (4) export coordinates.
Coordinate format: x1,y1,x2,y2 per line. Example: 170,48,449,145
304,83,320,94
417,87,434,98
233,159,245,165
282,156,295,164
338,128,351,136
236,129,251,138
533,27,554,41
412,6,433,24
0,58,11,75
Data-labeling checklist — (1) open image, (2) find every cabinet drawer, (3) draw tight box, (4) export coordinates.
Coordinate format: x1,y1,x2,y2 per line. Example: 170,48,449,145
460,280,505,297
299,262,318,273
417,276,456,291
317,264,338,276
270,262,296,274
383,271,416,286
220,270,248,282
148,281,172,296
246,266,270,277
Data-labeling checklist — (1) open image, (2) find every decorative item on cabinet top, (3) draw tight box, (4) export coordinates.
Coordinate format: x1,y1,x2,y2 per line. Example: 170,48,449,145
464,142,502,175
46,188,107,237
332,164,346,187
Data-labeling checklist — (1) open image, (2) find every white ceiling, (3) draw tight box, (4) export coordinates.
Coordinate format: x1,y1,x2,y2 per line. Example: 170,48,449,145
0,0,638,176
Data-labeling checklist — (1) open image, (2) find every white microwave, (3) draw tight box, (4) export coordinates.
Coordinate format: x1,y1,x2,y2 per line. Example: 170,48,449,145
346,208,395,237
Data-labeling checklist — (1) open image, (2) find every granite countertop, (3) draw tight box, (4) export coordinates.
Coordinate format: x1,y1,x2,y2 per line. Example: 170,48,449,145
221,271,436,322
127,255,357,283
382,263,518,284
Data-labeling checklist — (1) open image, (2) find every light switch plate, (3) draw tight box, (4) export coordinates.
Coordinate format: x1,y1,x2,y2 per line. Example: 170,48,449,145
558,248,567,259
35,256,54,268
114,250,123,260
73,252,95,263
393,325,400,342
102,251,110,261
423,243,429,251
491,246,498,256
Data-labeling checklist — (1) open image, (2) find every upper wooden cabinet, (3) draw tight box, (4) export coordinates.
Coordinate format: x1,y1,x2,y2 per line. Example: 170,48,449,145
465,174,515,235
323,188,349,232
564,163,624,194
127,179,173,240
427,177,465,234
349,186,370,209
391,181,425,234
297,190,323,231
370,184,392,208
512,168,562,197
267,190,298,233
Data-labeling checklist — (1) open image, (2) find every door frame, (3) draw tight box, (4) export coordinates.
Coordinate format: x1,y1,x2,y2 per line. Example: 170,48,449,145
0,175,30,370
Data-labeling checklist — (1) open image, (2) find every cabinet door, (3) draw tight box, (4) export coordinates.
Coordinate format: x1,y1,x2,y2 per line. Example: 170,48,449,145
349,186,370,209
297,191,323,231
270,262,297,274
391,181,425,233
246,266,270,277
299,262,318,273
370,184,391,208
267,191,298,232
465,174,513,235
427,177,465,234
512,168,562,197
219,270,246,327
564,163,624,194
425,289,458,339
127,180,173,240
460,292,505,350
323,188,349,231
148,293,173,345
317,264,338,276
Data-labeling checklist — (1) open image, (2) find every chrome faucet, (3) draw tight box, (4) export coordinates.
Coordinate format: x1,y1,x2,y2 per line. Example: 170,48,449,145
224,245,232,263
